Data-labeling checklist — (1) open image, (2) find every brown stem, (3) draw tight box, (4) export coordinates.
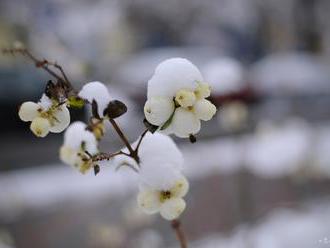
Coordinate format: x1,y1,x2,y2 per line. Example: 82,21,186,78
92,151,128,162
171,220,188,248
23,50,64,82
108,118,138,161
2,48,73,89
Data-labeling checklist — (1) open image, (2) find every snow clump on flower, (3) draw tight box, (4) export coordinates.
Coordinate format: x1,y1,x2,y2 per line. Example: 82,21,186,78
144,58,217,138
60,121,98,174
114,132,188,220
78,81,111,117
18,94,70,137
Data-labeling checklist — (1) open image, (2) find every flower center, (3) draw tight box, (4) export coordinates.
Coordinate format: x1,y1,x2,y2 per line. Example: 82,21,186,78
160,190,172,202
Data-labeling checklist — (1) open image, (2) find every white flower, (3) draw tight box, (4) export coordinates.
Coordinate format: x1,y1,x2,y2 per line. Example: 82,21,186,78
18,94,70,137
145,58,217,138
59,121,98,174
137,176,189,220
112,132,189,220
78,81,111,117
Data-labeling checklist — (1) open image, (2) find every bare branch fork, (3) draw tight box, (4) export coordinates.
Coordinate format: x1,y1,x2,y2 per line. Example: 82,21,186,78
3,47,188,248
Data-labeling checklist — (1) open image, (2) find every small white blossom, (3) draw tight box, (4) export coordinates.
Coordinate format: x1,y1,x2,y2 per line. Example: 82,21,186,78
59,121,98,174
137,176,189,220
113,132,189,220
145,58,217,138
18,94,70,137
78,81,111,117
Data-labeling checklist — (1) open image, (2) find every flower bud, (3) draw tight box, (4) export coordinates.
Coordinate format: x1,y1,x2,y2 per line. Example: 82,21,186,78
30,117,50,137
18,102,40,122
144,97,174,126
175,89,196,107
103,100,127,119
194,99,217,121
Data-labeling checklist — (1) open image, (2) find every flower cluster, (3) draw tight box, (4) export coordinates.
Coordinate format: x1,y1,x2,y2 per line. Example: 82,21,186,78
18,94,70,137
18,57,217,222
115,132,188,220
144,58,217,138
60,121,98,174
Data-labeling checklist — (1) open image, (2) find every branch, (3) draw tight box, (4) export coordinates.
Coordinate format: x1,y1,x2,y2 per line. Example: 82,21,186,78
108,118,138,161
2,47,73,90
171,220,188,248
92,151,127,162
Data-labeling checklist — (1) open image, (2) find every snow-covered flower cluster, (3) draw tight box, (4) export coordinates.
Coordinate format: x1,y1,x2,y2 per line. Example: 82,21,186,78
60,121,98,174
18,57,216,223
115,132,189,220
18,94,70,137
144,58,217,138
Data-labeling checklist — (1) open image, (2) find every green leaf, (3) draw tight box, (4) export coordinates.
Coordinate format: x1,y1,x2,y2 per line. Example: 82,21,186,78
68,96,85,108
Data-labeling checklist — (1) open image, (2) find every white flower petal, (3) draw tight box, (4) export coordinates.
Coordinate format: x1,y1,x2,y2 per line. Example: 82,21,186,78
144,97,174,126
148,58,203,98
171,177,189,198
78,81,111,117
30,117,50,137
18,101,40,122
160,198,186,220
137,189,161,214
49,105,71,133
172,107,201,138
194,99,217,121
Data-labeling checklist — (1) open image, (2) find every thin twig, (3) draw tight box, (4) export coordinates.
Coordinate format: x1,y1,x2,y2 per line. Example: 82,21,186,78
47,61,73,89
2,48,72,89
171,220,188,248
23,50,65,82
108,118,137,160
92,151,126,162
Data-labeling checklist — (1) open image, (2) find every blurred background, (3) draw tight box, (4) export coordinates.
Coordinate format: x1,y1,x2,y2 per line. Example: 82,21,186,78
1,0,330,247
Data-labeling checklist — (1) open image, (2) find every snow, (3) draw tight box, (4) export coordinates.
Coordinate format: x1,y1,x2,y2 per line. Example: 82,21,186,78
78,81,111,117
115,132,185,190
147,58,204,98
38,94,53,110
63,121,98,154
